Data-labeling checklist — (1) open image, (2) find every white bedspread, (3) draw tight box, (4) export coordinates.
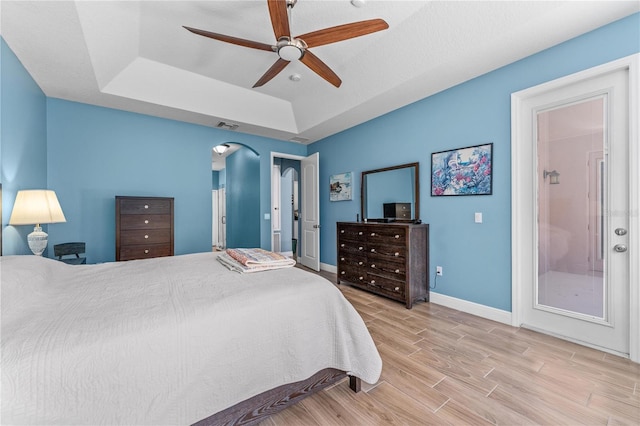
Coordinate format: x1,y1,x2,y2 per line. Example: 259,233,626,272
1,253,381,425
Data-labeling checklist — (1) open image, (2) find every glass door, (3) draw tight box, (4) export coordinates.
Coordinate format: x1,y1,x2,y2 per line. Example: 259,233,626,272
537,97,607,319
517,68,630,355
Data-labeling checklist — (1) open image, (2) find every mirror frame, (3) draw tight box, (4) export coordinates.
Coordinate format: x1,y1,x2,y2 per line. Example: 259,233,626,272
361,162,420,222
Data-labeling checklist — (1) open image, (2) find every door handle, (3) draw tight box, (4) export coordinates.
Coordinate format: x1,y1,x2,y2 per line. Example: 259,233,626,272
313,224,321,229
613,244,627,253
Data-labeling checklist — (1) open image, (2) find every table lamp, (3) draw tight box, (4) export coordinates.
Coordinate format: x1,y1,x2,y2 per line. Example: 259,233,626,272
9,190,67,256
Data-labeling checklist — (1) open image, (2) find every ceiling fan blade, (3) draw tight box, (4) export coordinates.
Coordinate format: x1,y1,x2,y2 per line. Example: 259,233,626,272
253,58,290,88
300,51,341,88
183,26,274,52
298,19,389,48
267,0,291,40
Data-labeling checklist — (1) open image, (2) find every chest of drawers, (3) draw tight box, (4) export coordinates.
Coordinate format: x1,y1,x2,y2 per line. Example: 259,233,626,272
115,196,174,261
337,222,429,309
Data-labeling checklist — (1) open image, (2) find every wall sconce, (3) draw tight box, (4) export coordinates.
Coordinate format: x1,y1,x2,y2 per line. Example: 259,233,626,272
9,190,67,255
213,143,230,155
543,170,560,185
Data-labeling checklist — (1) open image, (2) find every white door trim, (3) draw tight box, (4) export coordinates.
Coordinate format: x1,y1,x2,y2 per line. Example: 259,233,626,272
511,54,639,362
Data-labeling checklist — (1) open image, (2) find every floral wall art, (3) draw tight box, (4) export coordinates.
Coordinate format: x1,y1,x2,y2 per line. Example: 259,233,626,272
431,143,493,196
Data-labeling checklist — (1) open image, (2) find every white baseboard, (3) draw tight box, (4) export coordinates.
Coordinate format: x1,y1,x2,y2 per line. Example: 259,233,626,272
429,292,512,325
321,262,337,274
320,263,511,325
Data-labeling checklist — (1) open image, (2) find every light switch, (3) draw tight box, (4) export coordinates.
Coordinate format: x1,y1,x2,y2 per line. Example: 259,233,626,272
475,212,483,223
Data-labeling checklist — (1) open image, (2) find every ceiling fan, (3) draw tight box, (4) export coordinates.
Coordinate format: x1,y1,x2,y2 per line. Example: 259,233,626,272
183,0,389,88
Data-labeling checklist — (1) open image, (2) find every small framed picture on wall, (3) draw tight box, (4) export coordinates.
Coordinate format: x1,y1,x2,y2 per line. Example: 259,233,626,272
431,143,493,196
330,172,353,201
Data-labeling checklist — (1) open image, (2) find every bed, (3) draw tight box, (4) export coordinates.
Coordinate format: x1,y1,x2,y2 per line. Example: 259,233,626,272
1,252,382,425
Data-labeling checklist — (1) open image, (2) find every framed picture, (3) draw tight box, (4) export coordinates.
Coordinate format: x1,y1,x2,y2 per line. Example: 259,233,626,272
431,143,493,196
330,172,353,201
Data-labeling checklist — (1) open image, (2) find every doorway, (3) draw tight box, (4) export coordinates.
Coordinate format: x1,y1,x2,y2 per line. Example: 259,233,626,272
212,143,260,250
271,152,320,271
512,55,639,361
272,160,299,258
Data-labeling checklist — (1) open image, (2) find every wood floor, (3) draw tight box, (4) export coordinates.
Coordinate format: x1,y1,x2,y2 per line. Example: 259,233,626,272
261,268,640,425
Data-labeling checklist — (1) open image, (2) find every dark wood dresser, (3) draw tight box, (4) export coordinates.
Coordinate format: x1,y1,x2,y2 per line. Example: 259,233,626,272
115,196,174,261
337,222,429,309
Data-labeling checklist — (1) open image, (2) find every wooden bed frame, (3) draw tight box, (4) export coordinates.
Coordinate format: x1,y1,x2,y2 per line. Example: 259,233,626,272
193,368,361,425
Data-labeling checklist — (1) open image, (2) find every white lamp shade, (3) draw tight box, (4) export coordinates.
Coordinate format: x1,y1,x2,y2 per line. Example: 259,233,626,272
213,144,230,155
9,190,67,225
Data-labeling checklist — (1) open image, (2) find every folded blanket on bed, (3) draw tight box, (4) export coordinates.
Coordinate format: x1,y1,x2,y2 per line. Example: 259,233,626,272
217,249,296,273
226,248,295,267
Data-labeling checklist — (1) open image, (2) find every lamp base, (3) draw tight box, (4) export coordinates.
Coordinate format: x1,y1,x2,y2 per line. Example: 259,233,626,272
27,226,48,256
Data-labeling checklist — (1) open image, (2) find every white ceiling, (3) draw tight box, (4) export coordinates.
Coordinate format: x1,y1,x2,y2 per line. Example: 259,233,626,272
1,1,638,144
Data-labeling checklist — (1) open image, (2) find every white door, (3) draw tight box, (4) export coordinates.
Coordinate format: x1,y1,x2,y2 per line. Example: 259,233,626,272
300,153,320,271
212,190,218,248
512,59,638,358
218,188,226,249
271,164,281,232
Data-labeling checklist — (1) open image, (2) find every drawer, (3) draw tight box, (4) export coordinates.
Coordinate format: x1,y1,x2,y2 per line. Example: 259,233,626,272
119,214,172,230
368,245,406,261
368,227,406,243
120,229,171,245
339,269,368,285
367,261,406,280
337,225,368,241
119,198,172,215
338,241,367,255
119,244,172,261
338,252,367,268
368,281,405,301
367,274,406,297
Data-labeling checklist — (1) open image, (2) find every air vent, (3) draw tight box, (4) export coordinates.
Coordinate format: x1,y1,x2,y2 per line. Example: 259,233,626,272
289,136,309,143
216,121,239,131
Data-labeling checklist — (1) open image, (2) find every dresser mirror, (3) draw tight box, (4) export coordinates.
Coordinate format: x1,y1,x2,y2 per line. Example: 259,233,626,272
361,162,419,222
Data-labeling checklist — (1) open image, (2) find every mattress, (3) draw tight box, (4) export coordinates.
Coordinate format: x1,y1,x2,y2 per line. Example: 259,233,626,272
0,253,381,425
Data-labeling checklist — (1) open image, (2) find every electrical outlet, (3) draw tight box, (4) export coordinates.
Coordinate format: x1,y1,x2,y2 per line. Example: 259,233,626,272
436,266,443,276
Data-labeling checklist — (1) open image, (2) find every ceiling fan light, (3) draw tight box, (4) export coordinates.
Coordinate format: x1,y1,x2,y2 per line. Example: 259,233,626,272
278,44,303,61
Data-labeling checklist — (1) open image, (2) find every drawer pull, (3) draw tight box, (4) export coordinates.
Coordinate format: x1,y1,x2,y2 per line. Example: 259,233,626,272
341,271,345,275
394,252,399,257
359,276,364,281
395,286,400,291
340,230,345,233
340,257,345,261
358,261,363,265
371,264,376,268
359,246,363,251
358,231,363,235
144,249,150,254
370,280,376,285
144,204,149,209
395,269,400,274
144,235,149,239
371,248,376,253
371,232,376,236
144,219,149,224
395,234,400,239
341,243,345,248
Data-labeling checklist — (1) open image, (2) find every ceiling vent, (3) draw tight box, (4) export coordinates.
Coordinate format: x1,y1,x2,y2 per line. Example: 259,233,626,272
216,121,239,131
289,136,309,143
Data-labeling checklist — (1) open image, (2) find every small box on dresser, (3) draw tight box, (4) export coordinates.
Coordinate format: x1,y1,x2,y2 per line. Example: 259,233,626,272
115,196,174,261
337,222,429,309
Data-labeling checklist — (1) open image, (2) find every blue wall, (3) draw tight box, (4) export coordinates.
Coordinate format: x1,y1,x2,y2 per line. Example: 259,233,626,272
1,12,638,312
225,146,260,248
44,99,305,263
308,13,640,312
1,39,48,256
